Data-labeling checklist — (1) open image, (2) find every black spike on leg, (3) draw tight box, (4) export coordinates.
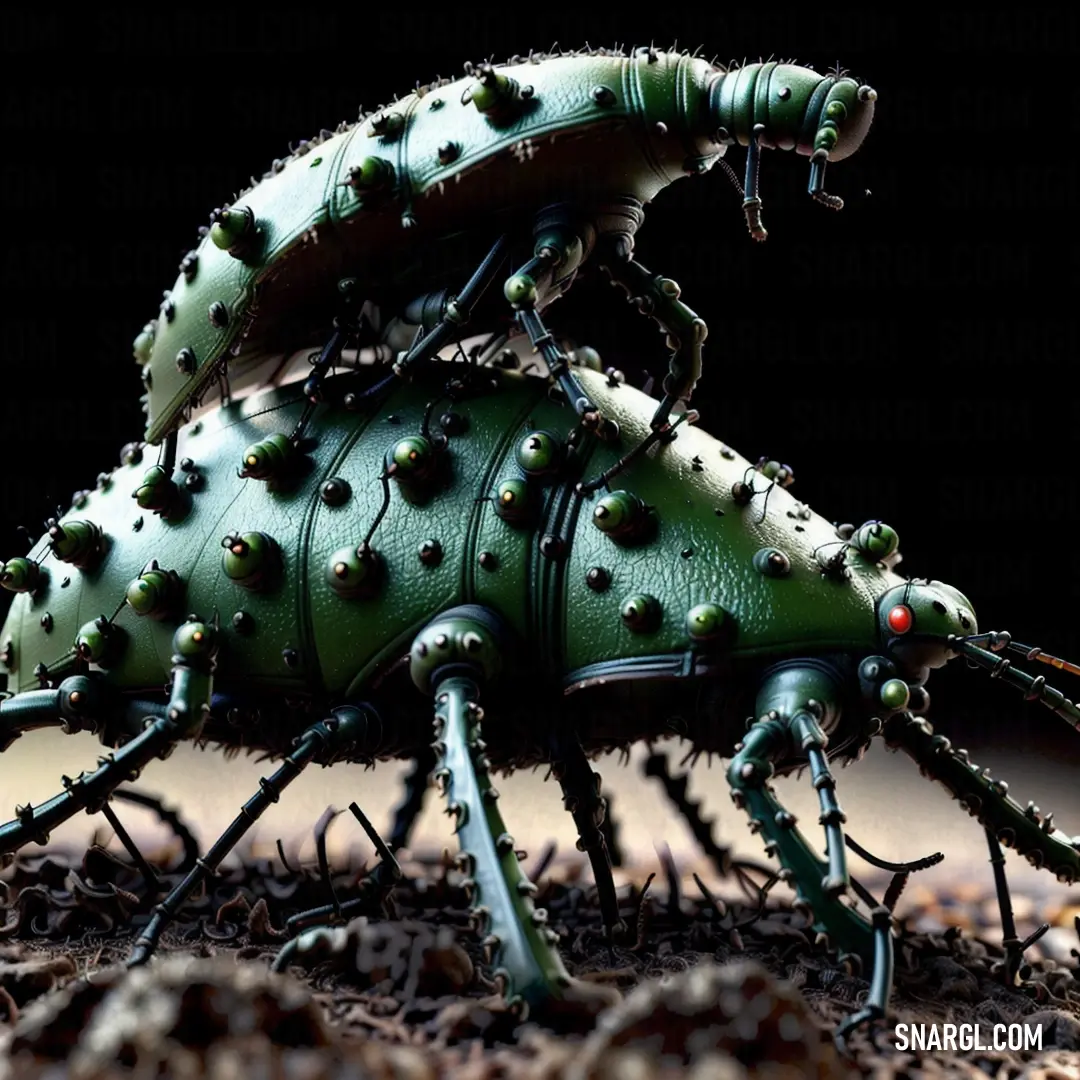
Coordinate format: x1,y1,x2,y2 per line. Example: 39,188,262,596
549,727,626,939
388,745,436,853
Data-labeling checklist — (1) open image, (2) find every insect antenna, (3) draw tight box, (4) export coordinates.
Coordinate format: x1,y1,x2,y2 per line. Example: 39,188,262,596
754,480,777,524
965,630,1080,681
952,635,1080,733
420,395,448,441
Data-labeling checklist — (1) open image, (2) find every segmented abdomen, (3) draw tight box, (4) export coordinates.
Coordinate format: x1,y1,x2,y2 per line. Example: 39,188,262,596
136,50,724,445
0,368,902,700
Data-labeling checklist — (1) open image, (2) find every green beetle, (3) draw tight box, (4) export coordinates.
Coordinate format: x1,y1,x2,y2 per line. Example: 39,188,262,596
131,46,877,449
0,360,1076,1044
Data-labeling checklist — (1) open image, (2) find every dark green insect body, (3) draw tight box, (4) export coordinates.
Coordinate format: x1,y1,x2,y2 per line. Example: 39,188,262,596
133,48,877,446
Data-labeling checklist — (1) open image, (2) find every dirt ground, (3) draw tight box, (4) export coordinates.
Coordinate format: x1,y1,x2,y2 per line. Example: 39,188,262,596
2,804,1080,1080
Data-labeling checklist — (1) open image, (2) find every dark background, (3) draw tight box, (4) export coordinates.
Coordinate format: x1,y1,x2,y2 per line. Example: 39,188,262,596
2,9,1077,755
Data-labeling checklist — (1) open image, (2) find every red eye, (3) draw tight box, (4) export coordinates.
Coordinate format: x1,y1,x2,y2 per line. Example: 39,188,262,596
887,604,914,634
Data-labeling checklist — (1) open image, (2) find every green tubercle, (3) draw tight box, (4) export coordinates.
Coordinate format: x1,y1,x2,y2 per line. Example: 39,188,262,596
515,431,561,477
75,617,125,668
853,521,899,561
879,678,910,711
389,435,438,484
326,544,382,600
210,207,255,253
221,532,280,591
132,465,178,514
494,478,531,524
0,558,40,594
592,490,650,543
686,602,727,641
125,564,182,619
239,434,294,482
48,520,104,569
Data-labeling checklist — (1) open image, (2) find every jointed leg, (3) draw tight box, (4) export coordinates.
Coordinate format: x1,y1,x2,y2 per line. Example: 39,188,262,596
549,727,625,939
0,619,216,858
128,704,390,966
411,607,617,1014
0,675,165,755
882,712,1070,981
985,826,1037,986
727,663,891,1042
507,287,615,440
388,744,437,853
596,238,709,432
393,235,510,380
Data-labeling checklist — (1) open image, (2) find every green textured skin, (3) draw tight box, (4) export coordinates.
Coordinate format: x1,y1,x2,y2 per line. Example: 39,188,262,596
136,50,874,444
0,368,901,704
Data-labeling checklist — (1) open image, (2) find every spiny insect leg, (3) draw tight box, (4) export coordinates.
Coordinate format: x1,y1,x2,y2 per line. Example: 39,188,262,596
513,303,615,441
0,617,218,861
393,234,510,380
729,711,890,1045
643,751,739,875
435,674,575,1011
387,744,437,853
111,788,201,875
984,826,1042,987
595,241,708,433
727,719,877,964
410,607,617,1015
548,728,625,939
128,706,384,967
882,712,1076,980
